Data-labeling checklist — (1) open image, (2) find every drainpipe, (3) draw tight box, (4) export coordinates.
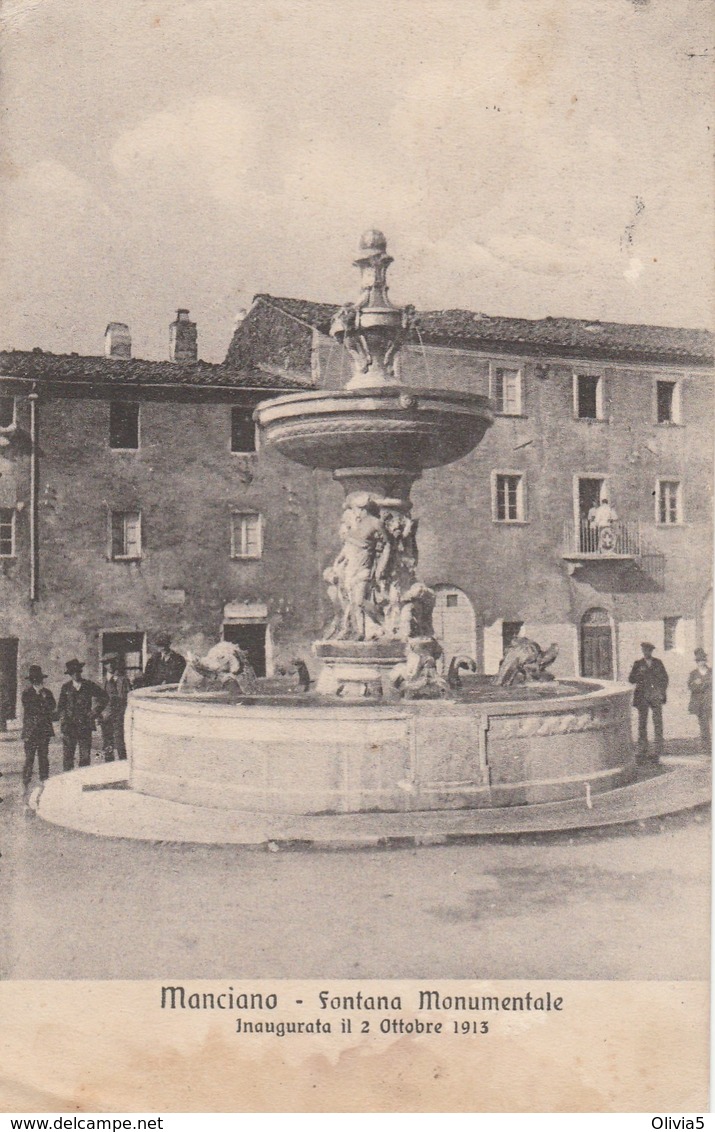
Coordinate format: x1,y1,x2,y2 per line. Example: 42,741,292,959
28,386,39,603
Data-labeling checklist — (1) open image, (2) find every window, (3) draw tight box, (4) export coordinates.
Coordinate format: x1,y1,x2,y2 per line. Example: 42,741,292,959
0,396,15,430
656,380,681,424
663,616,680,651
574,373,603,420
502,621,523,653
656,480,682,525
231,512,262,558
0,508,15,557
109,402,140,450
231,407,256,453
492,472,526,522
111,511,142,559
491,365,522,415
446,594,459,609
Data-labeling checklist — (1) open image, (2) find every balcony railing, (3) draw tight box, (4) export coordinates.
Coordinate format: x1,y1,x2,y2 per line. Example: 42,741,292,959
562,519,642,559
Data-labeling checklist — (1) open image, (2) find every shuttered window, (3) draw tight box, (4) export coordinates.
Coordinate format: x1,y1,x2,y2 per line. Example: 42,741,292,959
111,511,142,559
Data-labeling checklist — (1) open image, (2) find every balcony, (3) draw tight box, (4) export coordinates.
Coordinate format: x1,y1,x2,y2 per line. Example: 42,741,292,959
561,520,665,588
562,519,641,561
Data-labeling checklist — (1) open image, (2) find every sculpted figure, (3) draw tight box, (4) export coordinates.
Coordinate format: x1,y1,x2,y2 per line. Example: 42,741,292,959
179,641,259,696
494,637,559,687
329,304,372,374
329,493,387,641
388,638,448,700
397,582,437,642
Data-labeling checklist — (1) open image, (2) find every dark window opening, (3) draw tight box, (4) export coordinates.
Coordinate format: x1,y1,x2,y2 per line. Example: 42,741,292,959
101,631,145,686
663,616,680,651
231,407,256,453
576,374,600,419
0,637,18,722
446,594,459,608
109,402,140,449
656,381,676,423
502,621,524,654
223,622,266,677
0,396,15,429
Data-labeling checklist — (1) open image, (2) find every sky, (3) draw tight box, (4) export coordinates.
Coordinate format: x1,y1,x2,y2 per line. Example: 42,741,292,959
0,0,712,362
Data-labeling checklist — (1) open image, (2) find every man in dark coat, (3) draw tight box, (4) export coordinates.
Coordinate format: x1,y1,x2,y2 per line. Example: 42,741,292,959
688,648,712,754
21,665,57,793
57,659,109,771
100,653,132,762
628,641,669,761
141,633,186,688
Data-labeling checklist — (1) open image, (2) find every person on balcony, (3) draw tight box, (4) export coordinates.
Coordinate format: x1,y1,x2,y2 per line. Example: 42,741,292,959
587,497,618,553
687,648,712,755
629,642,669,762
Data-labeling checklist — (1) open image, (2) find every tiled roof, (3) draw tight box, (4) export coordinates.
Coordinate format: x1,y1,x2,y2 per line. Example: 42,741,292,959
0,350,313,390
236,295,714,366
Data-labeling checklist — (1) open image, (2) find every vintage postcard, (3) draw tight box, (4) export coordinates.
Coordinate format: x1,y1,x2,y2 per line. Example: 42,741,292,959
0,0,711,1115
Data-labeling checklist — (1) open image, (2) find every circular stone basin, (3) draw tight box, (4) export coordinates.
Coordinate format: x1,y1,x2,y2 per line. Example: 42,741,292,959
126,679,636,815
254,386,494,471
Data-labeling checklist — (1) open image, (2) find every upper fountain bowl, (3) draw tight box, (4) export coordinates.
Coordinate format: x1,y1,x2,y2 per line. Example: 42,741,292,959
254,386,494,473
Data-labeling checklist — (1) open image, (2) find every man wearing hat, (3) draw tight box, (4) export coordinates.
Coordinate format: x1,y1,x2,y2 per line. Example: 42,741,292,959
688,648,712,754
100,653,132,762
57,660,109,771
628,642,669,761
21,665,57,794
140,633,186,688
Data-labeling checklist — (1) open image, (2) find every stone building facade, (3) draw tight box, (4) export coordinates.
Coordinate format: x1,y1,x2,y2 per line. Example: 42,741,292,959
227,295,714,738
0,312,323,721
0,297,712,739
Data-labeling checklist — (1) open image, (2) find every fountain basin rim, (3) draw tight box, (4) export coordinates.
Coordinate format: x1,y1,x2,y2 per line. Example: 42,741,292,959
254,385,494,420
128,679,634,718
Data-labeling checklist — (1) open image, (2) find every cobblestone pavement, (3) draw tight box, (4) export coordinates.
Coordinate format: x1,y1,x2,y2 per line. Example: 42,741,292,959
0,740,710,981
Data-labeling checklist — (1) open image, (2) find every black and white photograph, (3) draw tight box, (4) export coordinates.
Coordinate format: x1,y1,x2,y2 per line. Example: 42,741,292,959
0,0,711,1114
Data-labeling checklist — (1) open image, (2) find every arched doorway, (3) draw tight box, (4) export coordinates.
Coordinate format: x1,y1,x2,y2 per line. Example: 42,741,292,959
433,585,477,670
580,608,614,679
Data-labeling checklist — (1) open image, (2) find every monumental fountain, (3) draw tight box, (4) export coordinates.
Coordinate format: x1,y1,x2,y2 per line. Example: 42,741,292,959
32,231,680,843
112,230,636,822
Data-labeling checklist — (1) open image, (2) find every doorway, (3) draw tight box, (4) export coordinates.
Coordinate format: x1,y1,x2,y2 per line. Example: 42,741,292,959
580,608,614,679
101,631,145,686
222,622,267,677
0,637,18,725
433,586,477,670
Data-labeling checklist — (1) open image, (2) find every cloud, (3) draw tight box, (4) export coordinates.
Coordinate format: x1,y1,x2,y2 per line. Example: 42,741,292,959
111,96,260,206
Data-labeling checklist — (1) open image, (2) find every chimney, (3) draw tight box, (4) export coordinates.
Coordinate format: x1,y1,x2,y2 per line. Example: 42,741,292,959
104,322,131,359
169,308,197,362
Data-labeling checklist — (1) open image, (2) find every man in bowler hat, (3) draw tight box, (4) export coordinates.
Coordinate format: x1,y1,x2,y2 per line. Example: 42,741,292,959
629,642,669,761
21,665,57,795
100,653,132,762
141,632,186,687
688,648,712,754
57,660,109,771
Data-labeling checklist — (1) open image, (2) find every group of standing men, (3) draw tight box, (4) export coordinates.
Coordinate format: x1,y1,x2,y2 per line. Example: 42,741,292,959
21,633,186,794
628,640,712,762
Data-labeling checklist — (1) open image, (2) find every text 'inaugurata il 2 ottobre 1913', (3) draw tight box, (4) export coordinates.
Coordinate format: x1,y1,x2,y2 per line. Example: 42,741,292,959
160,986,566,1037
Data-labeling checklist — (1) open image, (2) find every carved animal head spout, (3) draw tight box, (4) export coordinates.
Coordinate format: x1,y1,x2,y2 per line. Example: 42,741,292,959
179,641,259,696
